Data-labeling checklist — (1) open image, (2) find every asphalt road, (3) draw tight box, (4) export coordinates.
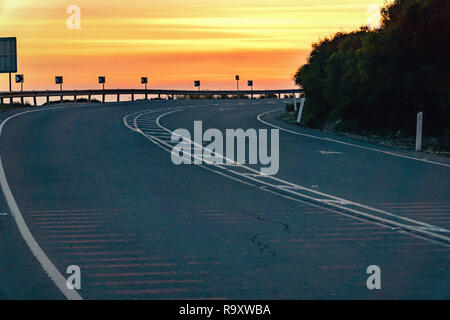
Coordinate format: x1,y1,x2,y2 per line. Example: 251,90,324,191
0,99,449,299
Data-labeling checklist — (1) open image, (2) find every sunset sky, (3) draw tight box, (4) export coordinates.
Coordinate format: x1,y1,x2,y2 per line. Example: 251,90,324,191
0,0,386,91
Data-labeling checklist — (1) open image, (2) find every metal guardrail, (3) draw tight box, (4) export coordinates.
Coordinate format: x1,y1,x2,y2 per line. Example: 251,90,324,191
0,88,303,106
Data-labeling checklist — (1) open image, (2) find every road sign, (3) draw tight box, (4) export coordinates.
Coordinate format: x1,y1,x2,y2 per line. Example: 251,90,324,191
141,77,148,84
55,76,63,84
248,80,253,87
194,80,201,87
0,37,17,73
235,75,240,81
15,74,24,83
98,76,106,84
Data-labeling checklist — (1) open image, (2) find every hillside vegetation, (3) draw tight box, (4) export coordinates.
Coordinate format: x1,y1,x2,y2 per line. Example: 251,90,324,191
294,0,449,149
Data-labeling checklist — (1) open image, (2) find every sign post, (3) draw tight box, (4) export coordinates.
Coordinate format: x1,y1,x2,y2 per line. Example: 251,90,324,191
194,80,201,92
141,77,148,90
55,76,63,101
0,37,17,93
15,74,24,104
248,80,253,99
141,77,148,100
99,76,106,102
55,76,63,91
98,76,106,90
15,74,24,91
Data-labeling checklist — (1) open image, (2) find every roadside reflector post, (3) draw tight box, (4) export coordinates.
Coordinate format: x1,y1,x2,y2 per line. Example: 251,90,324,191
296,98,306,123
293,92,297,111
415,111,423,151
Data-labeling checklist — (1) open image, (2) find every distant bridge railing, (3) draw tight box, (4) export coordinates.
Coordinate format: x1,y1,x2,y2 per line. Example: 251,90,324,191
0,88,303,106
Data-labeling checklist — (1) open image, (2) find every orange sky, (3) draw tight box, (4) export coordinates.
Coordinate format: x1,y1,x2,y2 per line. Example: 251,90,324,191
0,0,386,91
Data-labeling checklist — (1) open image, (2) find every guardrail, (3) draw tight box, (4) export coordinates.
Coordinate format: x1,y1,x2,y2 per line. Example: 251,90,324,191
0,88,303,106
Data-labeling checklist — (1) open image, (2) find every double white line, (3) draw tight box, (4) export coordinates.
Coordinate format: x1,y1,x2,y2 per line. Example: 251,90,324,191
124,105,450,247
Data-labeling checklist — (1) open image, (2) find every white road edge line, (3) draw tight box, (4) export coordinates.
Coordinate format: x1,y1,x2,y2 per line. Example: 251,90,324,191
0,106,83,300
257,109,450,168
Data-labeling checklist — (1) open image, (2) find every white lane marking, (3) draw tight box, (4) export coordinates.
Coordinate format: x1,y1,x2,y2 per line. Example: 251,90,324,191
257,109,450,168
0,106,83,300
319,151,342,155
154,110,438,226
124,107,450,246
0,212,7,216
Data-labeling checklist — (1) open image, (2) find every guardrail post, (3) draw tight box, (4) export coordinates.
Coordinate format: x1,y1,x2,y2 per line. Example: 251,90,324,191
0,97,3,104
88,94,91,101
102,93,105,103
33,96,37,107
117,94,120,102
131,93,135,101
46,96,50,104
74,95,77,103
21,97,24,105
415,111,423,151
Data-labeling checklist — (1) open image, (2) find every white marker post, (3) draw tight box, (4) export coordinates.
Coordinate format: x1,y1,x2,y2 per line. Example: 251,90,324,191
296,98,306,123
415,111,423,151
293,93,297,111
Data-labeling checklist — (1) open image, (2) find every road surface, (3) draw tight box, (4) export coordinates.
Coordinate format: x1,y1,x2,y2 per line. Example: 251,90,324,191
0,100,449,299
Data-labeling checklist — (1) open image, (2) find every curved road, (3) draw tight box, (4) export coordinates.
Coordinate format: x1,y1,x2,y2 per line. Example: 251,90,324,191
0,100,449,299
